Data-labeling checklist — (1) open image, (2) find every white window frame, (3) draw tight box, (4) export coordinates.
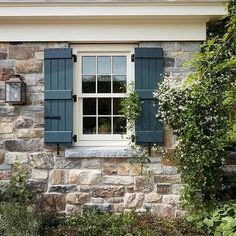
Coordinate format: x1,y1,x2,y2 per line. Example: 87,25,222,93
72,44,137,147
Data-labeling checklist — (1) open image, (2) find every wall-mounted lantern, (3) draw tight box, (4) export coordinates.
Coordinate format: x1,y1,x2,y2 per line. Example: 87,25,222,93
5,75,26,105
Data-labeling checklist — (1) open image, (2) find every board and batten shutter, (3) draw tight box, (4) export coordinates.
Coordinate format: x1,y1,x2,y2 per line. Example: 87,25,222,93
44,48,74,144
134,48,164,144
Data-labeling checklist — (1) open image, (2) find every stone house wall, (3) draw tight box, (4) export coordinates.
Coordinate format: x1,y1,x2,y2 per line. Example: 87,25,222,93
0,41,201,217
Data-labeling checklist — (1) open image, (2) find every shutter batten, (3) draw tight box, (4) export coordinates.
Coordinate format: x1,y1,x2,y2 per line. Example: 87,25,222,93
134,48,164,144
44,48,73,144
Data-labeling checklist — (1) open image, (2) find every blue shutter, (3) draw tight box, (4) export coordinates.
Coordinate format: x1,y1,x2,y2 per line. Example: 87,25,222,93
134,48,164,144
44,48,73,144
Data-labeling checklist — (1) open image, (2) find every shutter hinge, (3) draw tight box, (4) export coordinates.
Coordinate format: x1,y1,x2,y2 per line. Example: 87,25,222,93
72,54,77,62
73,135,77,142
72,95,77,102
131,54,135,62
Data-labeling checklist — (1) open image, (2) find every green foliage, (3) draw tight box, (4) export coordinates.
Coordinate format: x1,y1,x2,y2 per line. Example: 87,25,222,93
0,202,39,236
0,161,40,236
0,161,33,204
41,209,200,236
188,203,236,236
155,1,236,213
120,82,142,133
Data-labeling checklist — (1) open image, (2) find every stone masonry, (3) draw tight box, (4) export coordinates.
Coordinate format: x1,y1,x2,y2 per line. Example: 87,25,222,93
0,41,201,217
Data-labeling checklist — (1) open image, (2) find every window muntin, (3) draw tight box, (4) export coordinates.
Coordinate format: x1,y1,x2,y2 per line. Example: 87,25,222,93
81,54,127,136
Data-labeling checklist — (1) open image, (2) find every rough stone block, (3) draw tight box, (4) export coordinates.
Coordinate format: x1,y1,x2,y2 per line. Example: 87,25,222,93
13,116,33,128
30,152,54,169
40,193,66,212
152,203,175,217
16,60,42,74
81,158,101,169
0,67,14,81
0,170,11,180
114,203,124,213
49,185,77,193
68,169,102,185
181,42,201,52
54,156,81,169
103,162,117,175
28,179,47,193
154,174,181,184
16,128,44,138
118,163,129,175
66,204,82,214
156,183,172,194
92,186,125,198
164,57,175,67
161,166,178,175
5,139,44,152
130,164,143,176
0,52,7,60
172,184,182,194
145,163,162,175
162,194,180,205
145,192,162,203
31,169,48,180
124,193,144,208
103,176,133,185
9,46,34,60
106,197,124,203
0,150,4,164
83,203,114,213
0,123,13,134
50,169,65,185
5,152,28,164
135,176,153,192
91,197,105,204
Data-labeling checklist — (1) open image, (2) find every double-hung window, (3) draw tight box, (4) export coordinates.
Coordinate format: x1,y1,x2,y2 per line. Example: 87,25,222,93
73,45,135,146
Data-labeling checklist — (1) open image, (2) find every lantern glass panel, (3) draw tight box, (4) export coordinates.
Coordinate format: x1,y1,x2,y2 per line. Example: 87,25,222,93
6,83,21,102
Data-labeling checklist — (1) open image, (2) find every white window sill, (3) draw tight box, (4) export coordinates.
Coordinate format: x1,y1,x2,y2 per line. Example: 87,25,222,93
65,146,134,158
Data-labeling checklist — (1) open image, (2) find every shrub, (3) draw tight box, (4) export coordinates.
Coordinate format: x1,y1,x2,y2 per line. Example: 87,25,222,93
154,1,236,213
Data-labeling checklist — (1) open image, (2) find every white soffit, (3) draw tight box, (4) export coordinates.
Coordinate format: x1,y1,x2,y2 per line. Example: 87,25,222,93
0,0,227,42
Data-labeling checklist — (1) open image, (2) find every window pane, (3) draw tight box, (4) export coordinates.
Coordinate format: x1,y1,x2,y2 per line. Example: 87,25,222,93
98,117,111,134
82,56,96,74
82,75,96,93
112,56,126,74
83,117,96,134
97,75,111,93
113,75,126,93
83,98,96,115
98,98,111,115
97,56,111,74
113,117,126,134
113,98,122,115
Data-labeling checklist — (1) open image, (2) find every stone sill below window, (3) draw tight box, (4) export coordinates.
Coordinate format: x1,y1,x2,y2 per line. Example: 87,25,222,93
65,146,135,158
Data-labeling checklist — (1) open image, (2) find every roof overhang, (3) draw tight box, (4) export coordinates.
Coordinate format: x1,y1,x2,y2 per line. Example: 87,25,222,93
0,0,227,42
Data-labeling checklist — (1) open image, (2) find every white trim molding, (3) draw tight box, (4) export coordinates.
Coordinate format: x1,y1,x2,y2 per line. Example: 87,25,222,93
0,0,227,42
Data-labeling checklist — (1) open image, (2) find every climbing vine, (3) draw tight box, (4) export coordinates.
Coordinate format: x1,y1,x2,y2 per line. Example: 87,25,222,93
154,1,236,212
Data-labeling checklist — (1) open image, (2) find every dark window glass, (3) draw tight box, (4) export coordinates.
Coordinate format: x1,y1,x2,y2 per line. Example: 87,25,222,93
113,117,126,134
82,75,96,93
98,117,111,134
113,98,122,115
98,98,111,115
113,75,126,93
83,98,96,115
83,117,96,134
97,75,111,93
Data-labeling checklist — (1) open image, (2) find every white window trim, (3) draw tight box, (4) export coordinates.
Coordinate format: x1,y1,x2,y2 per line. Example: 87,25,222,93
72,44,137,147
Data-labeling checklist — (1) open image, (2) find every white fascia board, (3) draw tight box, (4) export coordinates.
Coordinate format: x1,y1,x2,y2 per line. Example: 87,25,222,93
0,5,226,18
0,21,206,42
